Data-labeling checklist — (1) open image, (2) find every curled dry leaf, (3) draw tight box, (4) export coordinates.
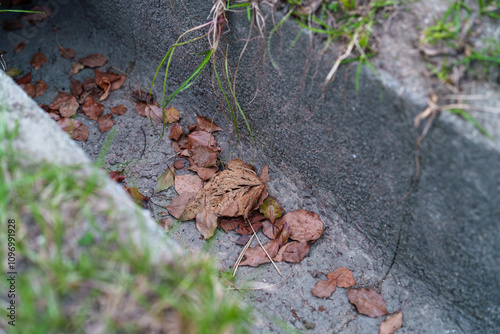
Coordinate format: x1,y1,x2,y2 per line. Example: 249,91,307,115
273,241,310,263
97,114,114,132
196,208,218,239
70,78,83,97
174,174,203,195
14,41,26,54
20,83,35,97
58,45,75,59
260,197,283,224
81,96,104,120
30,52,47,70
111,105,127,115
70,62,84,75
169,123,183,140
95,70,124,91
79,53,107,68
197,116,222,133
97,77,111,101
312,268,355,298
181,159,267,221
71,124,88,141
166,192,197,219
347,288,388,318
156,167,175,192
239,239,280,267
379,310,403,334
34,80,47,97
283,210,324,243
14,71,31,85
23,6,52,24
56,118,82,134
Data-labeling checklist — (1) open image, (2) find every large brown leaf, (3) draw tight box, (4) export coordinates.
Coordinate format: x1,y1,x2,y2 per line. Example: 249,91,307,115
239,239,280,267
273,241,310,263
312,267,355,298
169,123,183,140
111,105,127,115
196,208,218,240
49,92,78,118
283,210,324,243
79,53,107,68
181,159,267,221
166,192,197,219
81,96,104,120
196,116,222,133
379,310,403,334
30,52,47,70
71,124,88,141
347,288,388,318
97,114,114,132
56,118,82,134
174,174,203,195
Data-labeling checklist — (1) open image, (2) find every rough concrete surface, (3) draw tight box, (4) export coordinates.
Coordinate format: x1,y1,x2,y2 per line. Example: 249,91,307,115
1,0,499,333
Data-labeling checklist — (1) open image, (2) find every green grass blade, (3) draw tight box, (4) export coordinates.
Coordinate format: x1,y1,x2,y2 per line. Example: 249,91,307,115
448,108,494,140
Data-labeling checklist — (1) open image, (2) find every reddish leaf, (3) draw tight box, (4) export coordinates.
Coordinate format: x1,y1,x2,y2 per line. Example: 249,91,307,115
14,41,26,54
188,130,217,149
219,217,244,233
260,165,270,183
173,159,185,169
23,6,52,24
110,75,125,90
274,241,310,263
347,288,388,318
20,83,35,97
70,62,84,75
197,116,222,133
14,71,31,85
70,79,83,97
97,77,111,101
156,167,175,192
191,145,218,168
262,217,283,240
81,96,104,120
146,105,180,123
259,197,283,224
94,69,124,91
79,53,107,68
72,124,89,141
235,234,252,246
312,268,355,298
196,208,218,239
174,174,203,195
125,186,148,208
30,52,47,70
379,310,403,334
196,166,218,181
169,123,183,140
131,89,154,104
240,239,280,267
166,192,197,219
283,210,324,243
171,141,181,153
108,171,125,183
58,45,75,59
135,102,148,117
54,94,78,118
56,118,82,134
97,114,114,132
111,105,127,115
34,80,47,97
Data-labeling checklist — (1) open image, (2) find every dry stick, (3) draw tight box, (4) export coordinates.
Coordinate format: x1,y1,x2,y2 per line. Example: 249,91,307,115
228,264,295,290
247,218,282,276
444,93,500,101
232,234,255,277
324,27,361,84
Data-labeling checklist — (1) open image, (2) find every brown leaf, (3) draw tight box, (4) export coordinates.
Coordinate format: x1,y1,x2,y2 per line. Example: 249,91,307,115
125,186,148,208
34,80,47,97
159,217,175,231
108,171,125,183
274,241,310,263
111,75,126,90
169,123,183,140
181,159,267,221
262,217,283,240
14,41,26,54
20,83,35,98
196,208,218,239
196,166,218,181
58,45,75,59
23,6,52,24
175,174,203,195
56,118,82,134
70,62,84,75
166,192,197,219
191,145,218,168
283,210,324,243
79,53,107,68
2,20,23,31
98,77,111,101
94,69,124,91
135,102,148,117
260,165,270,183
71,124,88,141
197,116,222,133
173,159,185,169
81,96,104,120
312,268,355,298
111,105,127,115
347,288,388,318
97,114,114,132
131,89,154,104
30,52,47,71
49,92,78,117
379,310,403,334
188,130,217,149
235,234,252,246
70,79,83,97
240,239,280,267
14,71,32,85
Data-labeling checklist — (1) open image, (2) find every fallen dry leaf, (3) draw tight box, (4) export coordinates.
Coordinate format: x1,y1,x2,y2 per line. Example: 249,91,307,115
157,167,175,192
312,268,355,298
274,241,310,263
219,214,264,235
20,83,35,97
283,210,324,243
125,186,148,208
81,96,104,120
70,78,83,97
173,159,185,169
70,62,84,75
135,102,148,117
131,88,154,104
108,171,125,183
50,93,78,118
196,208,218,239
97,114,114,132
111,105,127,115
166,192,197,219
169,123,183,140
379,310,403,334
196,166,218,181
14,71,31,85
14,41,26,54
56,118,82,134
175,174,203,195
197,116,222,133
188,131,219,167
95,70,124,91
262,217,283,240
23,6,52,24
58,45,75,59
240,239,280,267
34,80,47,97
147,105,180,123
79,53,107,68
347,288,388,318
260,165,270,183
260,197,283,224
5,67,22,77
71,124,89,141
30,52,47,70
235,234,252,246
159,217,175,231
97,77,112,101
181,159,267,221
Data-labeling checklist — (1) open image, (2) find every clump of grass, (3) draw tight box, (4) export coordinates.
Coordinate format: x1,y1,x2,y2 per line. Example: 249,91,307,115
0,104,252,333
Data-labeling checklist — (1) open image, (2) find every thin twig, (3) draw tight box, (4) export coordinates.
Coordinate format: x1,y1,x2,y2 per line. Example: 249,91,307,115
324,27,361,84
247,218,282,276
